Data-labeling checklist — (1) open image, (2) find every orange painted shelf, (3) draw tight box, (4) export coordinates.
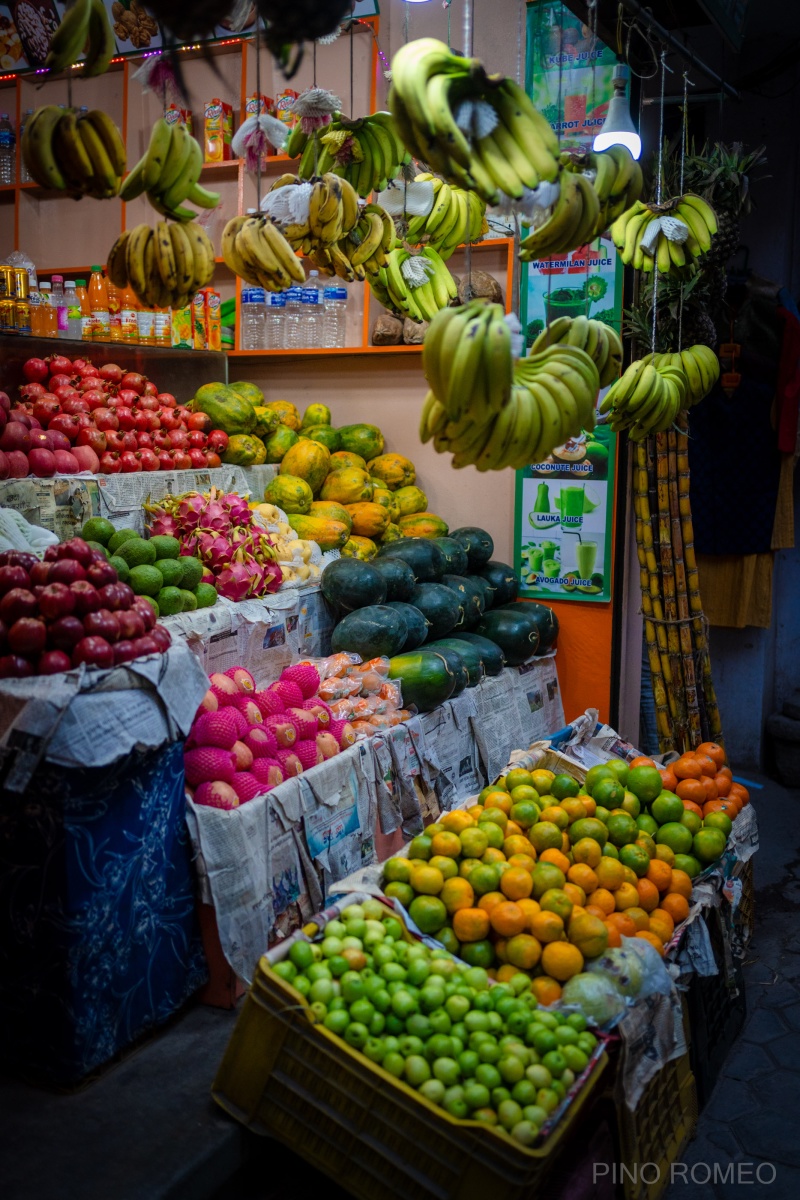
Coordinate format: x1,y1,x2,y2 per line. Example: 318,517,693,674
228,345,423,359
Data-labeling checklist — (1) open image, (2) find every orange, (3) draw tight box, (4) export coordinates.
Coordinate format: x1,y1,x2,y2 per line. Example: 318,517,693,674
530,910,565,943
539,848,571,874
604,921,622,947
510,800,540,830
568,912,609,957
441,810,475,833
651,906,675,932
452,907,490,942
714,772,732,797
563,882,586,907
440,876,475,914
585,904,609,920
580,795,597,817
538,806,569,831
459,827,489,858
429,855,459,881
562,832,573,856
661,893,690,923
636,878,660,912
507,853,537,873
479,808,509,831
669,869,693,899
483,790,512,814
621,865,639,886
595,857,625,891
505,821,524,838
430,831,463,859
541,941,584,982
699,777,718,804
504,835,536,859
459,857,482,879
500,867,534,901
646,859,672,892
682,799,704,819
729,783,750,807
661,768,678,793
506,933,543,970
494,937,508,963
408,895,447,934
531,976,562,1006
490,901,527,937
696,742,726,768
607,911,637,937
654,844,675,866
591,888,616,915
676,778,706,806
694,753,718,778
630,756,657,769
635,930,665,956
568,863,599,894
673,755,703,780
470,863,502,896
477,890,505,916
560,798,587,823
516,897,541,926
625,905,651,932
482,847,507,865
466,805,484,821
539,888,574,922
648,917,673,944
614,882,640,911
410,864,445,895
572,837,602,869
495,963,523,984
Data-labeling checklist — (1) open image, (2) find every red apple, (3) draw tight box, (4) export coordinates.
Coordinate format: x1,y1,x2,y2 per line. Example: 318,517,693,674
38,583,76,620
113,639,141,665
83,609,120,642
133,598,157,630
49,559,87,586
0,588,38,622
86,560,118,588
72,636,114,669
38,649,72,674
0,565,31,595
58,538,94,568
48,614,84,649
0,655,34,678
28,448,56,477
116,609,145,640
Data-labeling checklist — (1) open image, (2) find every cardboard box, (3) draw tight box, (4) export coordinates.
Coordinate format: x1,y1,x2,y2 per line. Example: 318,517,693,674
171,305,193,349
165,103,193,135
193,292,206,350
203,289,222,352
204,98,233,162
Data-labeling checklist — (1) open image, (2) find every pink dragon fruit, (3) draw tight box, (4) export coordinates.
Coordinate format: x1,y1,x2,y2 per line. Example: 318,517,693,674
148,514,180,538
215,562,254,601
222,493,252,526
176,493,207,532
197,533,236,572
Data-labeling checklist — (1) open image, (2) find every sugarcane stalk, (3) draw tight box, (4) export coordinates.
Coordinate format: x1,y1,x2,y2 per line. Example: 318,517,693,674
635,441,673,747
655,431,688,749
667,427,702,749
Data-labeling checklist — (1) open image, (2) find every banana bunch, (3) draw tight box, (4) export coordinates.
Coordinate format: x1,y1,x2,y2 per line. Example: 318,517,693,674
404,174,486,260
46,0,114,76
369,246,457,323
389,38,560,204
121,119,220,221
423,300,513,423
310,204,395,283
267,172,360,252
560,145,643,235
519,172,601,261
643,346,720,406
107,221,215,309
610,194,718,276
529,315,623,388
221,215,306,292
286,111,411,197
22,106,125,198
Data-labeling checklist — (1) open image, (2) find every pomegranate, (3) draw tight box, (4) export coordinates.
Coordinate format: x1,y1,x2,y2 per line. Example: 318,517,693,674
33,398,61,425
93,408,119,432
5,452,29,477
47,429,71,451
76,427,107,456
173,451,192,471
72,636,114,669
23,358,49,383
99,363,123,386
188,430,207,448
157,451,174,471
54,450,81,473
61,396,91,416
208,430,229,452
158,410,180,431
77,364,100,380
0,391,10,412
29,448,57,478
206,452,222,469
153,430,172,450
120,372,145,395
81,391,107,411
121,431,138,452
138,448,160,471
146,412,161,431
187,412,212,433
138,394,159,413
47,355,73,375
105,431,126,453
119,452,141,473
157,392,176,408
48,414,81,443
115,407,136,431
116,388,140,407
39,650,72,674
71,445,101,473
48,373,73,392
188,449,207,469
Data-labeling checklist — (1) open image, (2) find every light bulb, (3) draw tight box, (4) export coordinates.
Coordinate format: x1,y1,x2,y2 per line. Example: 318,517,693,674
593,64,641,160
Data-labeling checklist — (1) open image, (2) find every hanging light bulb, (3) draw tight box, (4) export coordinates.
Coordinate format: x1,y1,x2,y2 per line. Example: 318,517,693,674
401,0,434,4
593,63,641,160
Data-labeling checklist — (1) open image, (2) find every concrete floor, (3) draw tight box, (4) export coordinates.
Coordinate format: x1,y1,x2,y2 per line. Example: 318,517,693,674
1,773,798,1200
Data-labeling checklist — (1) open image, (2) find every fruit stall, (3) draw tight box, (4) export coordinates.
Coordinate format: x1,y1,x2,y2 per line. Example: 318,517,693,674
0,1,770,1197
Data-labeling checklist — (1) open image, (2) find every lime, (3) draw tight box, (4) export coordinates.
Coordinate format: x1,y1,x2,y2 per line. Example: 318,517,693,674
116,537,156,568
651,791,685,825
620,790,641,818
604,758,629,786
82,516,115,545
601,843,619,859
179,588,197,611
551,773,580,801
636,813,659,837
680,810,702,836
272,960,296,983
531,862,566,897
505,768,533,791
703,811,733,837
693,827,727,865
592,778,625,808
606,812,639,847
156,586,183,616
288,940,314,970
404,1055,431,1086
627,765,664,804
154,558,184,588
418,1078,446,1105
584,764,617,794
673,853,702,879
149,535,181,560
179,556,204,589
194,582,218,608
568,818,608,847
129,565,163,598
619,844,650,877
463,1081,491,1110
656,822,693,855
107,528,139,554
408,835,432,861
459,939,495,968
86,541,109,559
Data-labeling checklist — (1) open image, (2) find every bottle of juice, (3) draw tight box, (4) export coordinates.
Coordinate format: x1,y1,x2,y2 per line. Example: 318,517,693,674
136,304,155,346
153,306,171,347
88,265,110,341
39,282,57,337
75,279,92,340
120,285,139,343
107,278,122,342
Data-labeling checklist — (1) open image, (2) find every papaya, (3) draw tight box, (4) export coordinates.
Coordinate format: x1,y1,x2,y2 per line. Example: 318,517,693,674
252,406,279,439
320,468,373,505
341,536,378,560
192,384,256,435
280,437,331,494
264,426,299,463
372,487,400,522
287,514,350,551
329,450,367,473
300,403,331,428
345,501,390,539
263,400,302,431
367,453,416,490
380,523,404,544
228,380,264,407
337,423,385,461
221,433,266,465
308,500,352,531
398,512,449,539
393,485,428,517
264,474,313,514
304,425,340,453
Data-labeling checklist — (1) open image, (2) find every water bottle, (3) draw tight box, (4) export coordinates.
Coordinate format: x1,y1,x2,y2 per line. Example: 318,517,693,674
64,280,82,339
323,285,348,348
240,287,267,349
284,285,304,349
0,114,15,186
301,270,323,348
265,291,286,349
19,110,33,182
51,274,69,338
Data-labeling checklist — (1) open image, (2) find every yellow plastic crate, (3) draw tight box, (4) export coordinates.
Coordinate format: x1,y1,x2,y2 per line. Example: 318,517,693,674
614,1050,698,1200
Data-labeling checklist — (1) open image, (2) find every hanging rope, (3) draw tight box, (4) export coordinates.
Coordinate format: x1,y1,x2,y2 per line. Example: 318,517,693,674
463,0,475,294
510,0,525,320
584,0,599,317
677,70,691,351
651,49,667,355
349,22,354,117
255,24,262,208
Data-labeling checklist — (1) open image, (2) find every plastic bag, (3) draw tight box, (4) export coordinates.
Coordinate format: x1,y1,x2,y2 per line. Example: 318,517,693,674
558,937,675,1030
301,652,362,681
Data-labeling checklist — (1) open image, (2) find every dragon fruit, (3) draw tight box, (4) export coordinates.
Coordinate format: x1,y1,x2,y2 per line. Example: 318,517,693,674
216,562,254,602
221,492,252,526
148,514,180,538
175,493,206,531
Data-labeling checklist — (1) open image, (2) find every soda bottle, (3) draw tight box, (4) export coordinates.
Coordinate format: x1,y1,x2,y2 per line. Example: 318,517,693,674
51,274,69,338
88,265,110,341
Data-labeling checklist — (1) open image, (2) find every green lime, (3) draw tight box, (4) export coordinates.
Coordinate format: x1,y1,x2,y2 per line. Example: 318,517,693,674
288,940,314,970
179,588,197,611
149,535,181,560
651,791,685,825
604,758,629,786
636,813,659,837
673,853,702,879
551,773,580,801
194,582,218,609
179,556,204,589
116,537,156,568
656,822,693,855
154,558,185,588
681,810,702,836
693,827,727,865
86,541,109,559
592,777,625,808
627,765,664,804
606,812,639,847
108,555,130,583
584,764,617,794
82,516,115,545
156,586,183,616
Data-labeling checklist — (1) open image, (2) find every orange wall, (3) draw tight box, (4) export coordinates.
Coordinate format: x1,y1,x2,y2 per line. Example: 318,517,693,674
548,601,614,726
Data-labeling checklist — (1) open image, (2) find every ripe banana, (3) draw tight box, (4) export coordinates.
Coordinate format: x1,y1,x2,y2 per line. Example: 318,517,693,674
22,105,124,197
107,220,215,309
46,0,114,76
221,214,305,291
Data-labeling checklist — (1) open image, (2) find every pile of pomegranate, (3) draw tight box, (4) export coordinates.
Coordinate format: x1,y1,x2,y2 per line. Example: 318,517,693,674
0,538,172,676
0,354,230,477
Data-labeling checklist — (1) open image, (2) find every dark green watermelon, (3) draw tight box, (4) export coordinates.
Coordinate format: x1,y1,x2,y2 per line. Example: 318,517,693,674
449,526,494,570
442,574,485,630
321,558,387,615
450,631,506,675
477,609,540,666
431,536,469,577
419,645,468,696
501,601,559,652
331,605,407,659
378,537,447,582
410,583,463,640
371,556,417,601
429,638,485,687
467,573,496,611
388,651,456,712
480,561,519,606
385,601,429,651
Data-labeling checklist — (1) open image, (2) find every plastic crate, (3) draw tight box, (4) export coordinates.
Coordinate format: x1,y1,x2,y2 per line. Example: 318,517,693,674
613,1049,698,1200
686,904,747,1111
213,960,608,1200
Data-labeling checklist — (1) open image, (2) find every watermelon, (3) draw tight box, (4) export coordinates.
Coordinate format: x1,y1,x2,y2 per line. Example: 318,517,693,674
450,631,506,676
385,602,430,651
410,583,463,640
477,609,540,666
321,558,387,615
419,645,468,696
388,652,457,712
480,561,519,606
449,526,494,570
370,556,417,601
378,537,447,582
467,573,496,611
442,574,485,630
429,638,485,687
331,605,408,659
431,537,469,576
501,601,559,653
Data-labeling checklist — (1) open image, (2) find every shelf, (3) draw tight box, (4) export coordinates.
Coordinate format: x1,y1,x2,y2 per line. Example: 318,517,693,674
228,345,423,359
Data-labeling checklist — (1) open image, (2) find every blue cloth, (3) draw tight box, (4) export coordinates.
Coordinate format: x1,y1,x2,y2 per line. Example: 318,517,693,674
0,741,207,1086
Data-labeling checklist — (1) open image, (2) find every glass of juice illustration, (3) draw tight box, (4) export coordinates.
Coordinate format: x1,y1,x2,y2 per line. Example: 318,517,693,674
560,485,585,531
576,540,597,580
543,558,561,579
529,547,544,572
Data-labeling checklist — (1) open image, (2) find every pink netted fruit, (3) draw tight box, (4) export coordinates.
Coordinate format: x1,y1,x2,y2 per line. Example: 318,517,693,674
302,698,332,728
231,740,254,771
233,695,263,725
251,757,284,788
224,666,256,694
316,731,340,760
231,772,265,804
243,725,278,758
195,690,218,718
254,689,285,718
270,679,304,709
209,672,240,706
329,718,357,748
294,739,323,770
276,747,303,777
193,781,239,810
263,714,296,747
285,707,318,739
228,707,250,737
193,709,240,750
184,746,236,786
280,663,321,700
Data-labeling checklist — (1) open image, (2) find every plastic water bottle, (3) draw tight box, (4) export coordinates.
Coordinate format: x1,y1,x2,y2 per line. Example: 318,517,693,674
64,280,82,339
0,114,14,186
301,270,323,348
284,285,304,349
19,110,33,182
323,285,348,348
241,287,266,349
265,291,285,349
51,274,69,338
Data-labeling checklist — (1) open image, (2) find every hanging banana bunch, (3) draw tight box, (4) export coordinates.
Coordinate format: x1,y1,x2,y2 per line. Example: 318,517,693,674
599,344,720,439
611,195,718,277
311,204,396,283
221,215,306,292
369,246,458,323
107,221,215,309
402,174,487,260
529,316,624,389
286,111,411,197
22,107,125,198
45,0,115,76
121,118,220,222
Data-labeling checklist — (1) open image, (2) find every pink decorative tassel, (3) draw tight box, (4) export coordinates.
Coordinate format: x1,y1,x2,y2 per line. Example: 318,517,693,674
132,55,179,107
